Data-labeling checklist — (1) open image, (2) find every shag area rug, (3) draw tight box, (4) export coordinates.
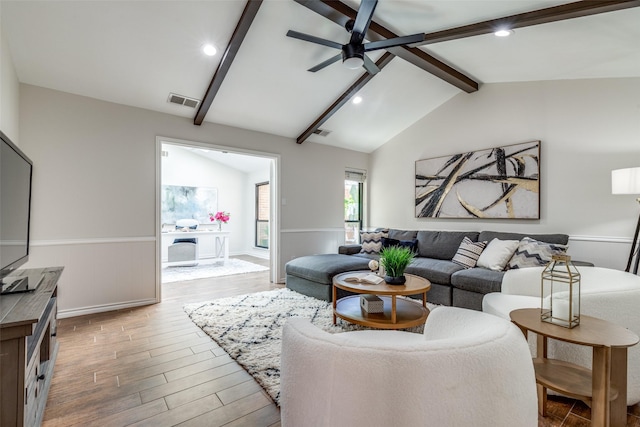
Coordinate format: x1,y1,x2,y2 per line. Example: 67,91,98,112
184,288,432,405
162,258,268,283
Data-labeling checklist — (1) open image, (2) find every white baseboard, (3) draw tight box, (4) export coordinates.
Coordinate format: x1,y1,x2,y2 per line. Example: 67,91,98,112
58,298,157,319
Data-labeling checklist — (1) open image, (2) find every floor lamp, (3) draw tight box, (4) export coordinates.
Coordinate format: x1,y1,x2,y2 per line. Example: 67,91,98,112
612,167,640,274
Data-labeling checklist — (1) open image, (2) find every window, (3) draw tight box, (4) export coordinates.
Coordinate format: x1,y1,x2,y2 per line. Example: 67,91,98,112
345,171,364,244
256,182,270,248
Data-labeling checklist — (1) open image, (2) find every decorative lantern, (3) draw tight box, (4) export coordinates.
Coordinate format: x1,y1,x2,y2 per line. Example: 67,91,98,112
541,254,581,328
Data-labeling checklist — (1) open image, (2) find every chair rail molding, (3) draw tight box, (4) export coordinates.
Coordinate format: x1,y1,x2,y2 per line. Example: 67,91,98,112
31,236,156,246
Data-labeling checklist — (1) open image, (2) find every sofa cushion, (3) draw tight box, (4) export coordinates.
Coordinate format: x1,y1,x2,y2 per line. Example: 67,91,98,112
476,239,519,271
351,252,380,261
507,237,568,269
286,254,371,284
452,268,505,294
388,229,418,241
417,231,480,260
452,237,487,269
405,257,465,284
478,231,569,245
360,230,388,254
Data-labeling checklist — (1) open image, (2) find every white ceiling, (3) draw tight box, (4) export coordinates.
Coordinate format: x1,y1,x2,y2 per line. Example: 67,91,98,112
177,145,272,175
2,1,639,153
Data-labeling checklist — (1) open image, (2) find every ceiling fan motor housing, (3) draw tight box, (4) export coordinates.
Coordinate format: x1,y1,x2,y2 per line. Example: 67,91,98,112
345,19,355,33
342,43,365,69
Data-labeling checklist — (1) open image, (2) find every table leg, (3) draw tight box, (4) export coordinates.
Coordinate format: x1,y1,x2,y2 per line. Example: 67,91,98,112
332,286,337,325
391,295,397,324
422,292,426,308
537,334,548,416
592,346,612,427
223,236,229,263
610,347,628,427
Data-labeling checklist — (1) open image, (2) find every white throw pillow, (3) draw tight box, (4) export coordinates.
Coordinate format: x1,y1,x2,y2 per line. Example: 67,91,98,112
476,238,520,271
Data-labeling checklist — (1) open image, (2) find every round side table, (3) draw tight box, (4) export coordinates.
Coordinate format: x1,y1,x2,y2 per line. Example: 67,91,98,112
510,308,639,427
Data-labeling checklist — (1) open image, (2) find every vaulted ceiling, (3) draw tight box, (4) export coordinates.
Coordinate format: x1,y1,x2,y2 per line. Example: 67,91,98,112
2,0,639,153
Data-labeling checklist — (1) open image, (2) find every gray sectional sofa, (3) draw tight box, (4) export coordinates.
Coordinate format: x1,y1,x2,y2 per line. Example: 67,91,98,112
285,229,572,311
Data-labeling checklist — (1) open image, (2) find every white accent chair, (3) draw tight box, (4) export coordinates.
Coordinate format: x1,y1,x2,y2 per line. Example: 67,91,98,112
167,219,200,266
280,307,538,427
483,266,640,405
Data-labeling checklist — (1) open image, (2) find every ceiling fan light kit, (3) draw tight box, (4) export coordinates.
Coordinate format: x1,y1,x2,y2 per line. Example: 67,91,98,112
342,43,364,69
287,0,424,75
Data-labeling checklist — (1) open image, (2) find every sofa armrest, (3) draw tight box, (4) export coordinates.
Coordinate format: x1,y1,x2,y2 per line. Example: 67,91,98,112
572,260,595,267
339,244,361,255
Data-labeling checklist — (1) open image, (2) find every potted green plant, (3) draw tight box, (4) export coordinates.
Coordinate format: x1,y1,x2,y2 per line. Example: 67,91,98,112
380,246,415,285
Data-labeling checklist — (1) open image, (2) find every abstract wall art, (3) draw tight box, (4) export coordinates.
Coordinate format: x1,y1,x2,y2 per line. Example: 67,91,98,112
161,185,218,224
415,141,540,219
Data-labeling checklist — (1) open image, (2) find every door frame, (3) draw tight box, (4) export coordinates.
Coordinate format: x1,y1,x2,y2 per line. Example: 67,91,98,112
155,136,280,302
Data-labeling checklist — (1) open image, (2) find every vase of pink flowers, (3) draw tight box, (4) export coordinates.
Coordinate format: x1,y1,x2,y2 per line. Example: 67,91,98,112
209,211,230,231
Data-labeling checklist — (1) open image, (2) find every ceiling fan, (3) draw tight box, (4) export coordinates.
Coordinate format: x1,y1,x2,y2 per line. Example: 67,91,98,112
287,0,424,75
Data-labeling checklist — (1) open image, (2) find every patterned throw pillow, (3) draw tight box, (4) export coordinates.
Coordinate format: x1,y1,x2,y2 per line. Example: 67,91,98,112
451,237,487,269
360,231,388,254
507,237,568,269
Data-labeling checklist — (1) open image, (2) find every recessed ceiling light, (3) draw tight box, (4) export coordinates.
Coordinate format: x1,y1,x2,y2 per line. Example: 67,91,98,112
494,29,514,37
352,96,363,104
203,44,217,56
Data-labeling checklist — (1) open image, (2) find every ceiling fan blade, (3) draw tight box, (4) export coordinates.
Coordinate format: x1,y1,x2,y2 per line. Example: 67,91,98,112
287,30,342,50
308,53,343,72
364,33,425,52
350,0,378,45
362,54,380,75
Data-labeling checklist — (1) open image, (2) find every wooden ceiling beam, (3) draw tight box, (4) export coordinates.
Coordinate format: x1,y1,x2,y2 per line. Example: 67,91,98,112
420,0,640,45
294,0,479,94
294,0,639,145
296,52,394,144
194,0,263,126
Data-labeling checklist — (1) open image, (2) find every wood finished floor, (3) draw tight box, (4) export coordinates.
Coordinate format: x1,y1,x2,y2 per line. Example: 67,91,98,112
43,255,640,426
43,255,282,427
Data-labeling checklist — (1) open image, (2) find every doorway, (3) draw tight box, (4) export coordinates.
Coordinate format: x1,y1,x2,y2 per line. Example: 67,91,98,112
155,137,279,302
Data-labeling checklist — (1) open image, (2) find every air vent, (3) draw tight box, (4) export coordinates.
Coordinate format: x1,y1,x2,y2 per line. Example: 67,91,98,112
167,93,201,109
312,128,332,137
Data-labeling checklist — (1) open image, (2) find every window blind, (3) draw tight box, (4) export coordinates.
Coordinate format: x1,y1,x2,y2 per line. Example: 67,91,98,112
345,170,366,183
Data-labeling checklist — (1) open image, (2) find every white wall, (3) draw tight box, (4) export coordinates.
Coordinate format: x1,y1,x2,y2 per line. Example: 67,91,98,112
21,75,637,316
161,144,250,256
18,84,369,316
370,78,640,269
0,8,20,142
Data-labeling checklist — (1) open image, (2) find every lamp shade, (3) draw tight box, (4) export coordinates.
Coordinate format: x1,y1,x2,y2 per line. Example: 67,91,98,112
612,167,640,195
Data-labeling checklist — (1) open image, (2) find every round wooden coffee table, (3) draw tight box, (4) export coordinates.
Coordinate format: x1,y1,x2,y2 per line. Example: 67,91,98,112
332,271,431,329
